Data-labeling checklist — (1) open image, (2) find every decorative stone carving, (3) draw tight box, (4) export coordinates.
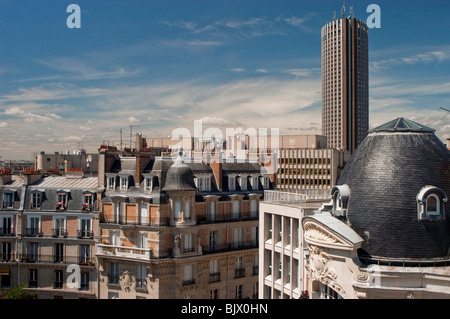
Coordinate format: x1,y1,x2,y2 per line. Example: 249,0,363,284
304,223,340,245
309,245,345,296
120,270,135,293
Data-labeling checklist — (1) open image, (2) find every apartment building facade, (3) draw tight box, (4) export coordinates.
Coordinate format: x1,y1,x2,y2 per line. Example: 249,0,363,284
96,148,271,299
0,168,99,299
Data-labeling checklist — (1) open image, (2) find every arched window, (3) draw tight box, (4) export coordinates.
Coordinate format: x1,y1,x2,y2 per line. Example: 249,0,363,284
426,194,439,215
417,186,447,220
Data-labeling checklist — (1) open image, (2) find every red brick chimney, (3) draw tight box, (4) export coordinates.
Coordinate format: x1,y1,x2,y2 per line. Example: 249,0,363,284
209,157,223,191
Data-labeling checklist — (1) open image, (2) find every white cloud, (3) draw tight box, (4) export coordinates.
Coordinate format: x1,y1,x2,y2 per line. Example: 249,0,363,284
128,116,140,124
0,122,8,128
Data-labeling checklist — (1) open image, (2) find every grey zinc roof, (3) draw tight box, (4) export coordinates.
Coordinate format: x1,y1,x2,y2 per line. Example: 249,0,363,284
338,119,450,259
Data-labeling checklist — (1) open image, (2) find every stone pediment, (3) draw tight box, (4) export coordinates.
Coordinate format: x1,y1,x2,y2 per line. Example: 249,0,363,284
303,213,363,250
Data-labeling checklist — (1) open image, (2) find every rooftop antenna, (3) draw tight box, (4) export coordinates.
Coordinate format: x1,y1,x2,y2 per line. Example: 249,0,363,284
129,124,140,151
120,128,123,150
440,107,450,112
333,10,337,20
341,0,346,19
349,6,354,19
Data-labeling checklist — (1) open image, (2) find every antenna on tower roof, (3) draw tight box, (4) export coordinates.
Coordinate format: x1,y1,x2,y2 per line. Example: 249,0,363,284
341,0,346,19
349,6,354,19
333,11,337,20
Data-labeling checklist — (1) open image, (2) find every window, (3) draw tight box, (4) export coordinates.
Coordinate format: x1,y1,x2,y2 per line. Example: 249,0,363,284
110,231,120,246
210,289,219,299
236,284,244,299
109,262,119,284
195,175,211,191
262,176,270,189
235,257,245,278
56,192,68,209
120,176,128,190
184,233,193,252
29,269,38,288
426,195,439,215
250,176,259,190
27,217,40,236
1,242,11,261
138,233,148,249
28,242,38,262
82,193,94,211
417,186,447,220
2,192,14,209
209,260,220,283
80,245,90,264
80,273,89,291
107,176,116,190
139,204,148,225
238,175,247,191
54,270,63,289
183,264,194,285
1,216,13,236
144,176,153,193
233,228,243,249
209,230,218,251
79,218,92,238
31,192,42,209
136,265,147,289
54,243,64,262
174,201,181,220
228,176,236,191
53,218,66,237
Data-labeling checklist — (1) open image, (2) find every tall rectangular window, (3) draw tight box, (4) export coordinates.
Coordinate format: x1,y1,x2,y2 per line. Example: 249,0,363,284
136,265,147,289
80,245,90,264
54,243,64,263
80,273,89,291
183,264,194,285
184,233,193,252
29,269,38,288
109,262,119,284
2,193,13,209
54,270,63,289
31,192,41,208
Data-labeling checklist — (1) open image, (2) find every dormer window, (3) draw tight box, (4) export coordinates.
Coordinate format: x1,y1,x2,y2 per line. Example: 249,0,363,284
106,175,116,191
250,176,259,190
194,174,212,192
331,185,350,218
31,190,43,209
238,175,247,191
56,190,69,210
417,186,447,220
261,176,270,190
120,176,129,191
82,191,95,211
144,176,153,193
228,175,237,191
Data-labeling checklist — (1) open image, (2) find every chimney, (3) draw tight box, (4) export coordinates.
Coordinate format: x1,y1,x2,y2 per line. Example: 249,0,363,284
135,152,152,185
209,152,223,191
0,168,12,185
447,138,450,150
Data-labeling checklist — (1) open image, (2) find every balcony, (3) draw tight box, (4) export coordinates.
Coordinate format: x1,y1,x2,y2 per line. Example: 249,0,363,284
78,230,94,239
25,228,43,237
52,228,68,238
203,240,258,254
96,244,152,260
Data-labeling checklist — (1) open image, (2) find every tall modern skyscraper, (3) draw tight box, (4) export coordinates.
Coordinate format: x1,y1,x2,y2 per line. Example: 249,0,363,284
321,7,369,153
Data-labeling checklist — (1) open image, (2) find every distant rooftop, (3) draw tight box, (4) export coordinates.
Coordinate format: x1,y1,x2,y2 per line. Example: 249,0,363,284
369,117,436,134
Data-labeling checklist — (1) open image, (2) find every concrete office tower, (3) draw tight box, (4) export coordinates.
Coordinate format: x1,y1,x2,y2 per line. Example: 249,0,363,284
321,7,369,153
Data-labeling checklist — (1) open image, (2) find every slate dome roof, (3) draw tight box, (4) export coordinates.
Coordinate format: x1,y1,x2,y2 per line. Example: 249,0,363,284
162,150,197,192
337,118,450,260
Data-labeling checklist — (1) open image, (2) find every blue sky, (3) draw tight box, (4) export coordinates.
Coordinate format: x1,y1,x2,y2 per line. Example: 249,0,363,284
1,0,449,160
